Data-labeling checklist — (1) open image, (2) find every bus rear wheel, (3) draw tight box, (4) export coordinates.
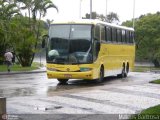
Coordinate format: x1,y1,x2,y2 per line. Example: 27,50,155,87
125,64,129,77
117,65,126,78
57,79,69,84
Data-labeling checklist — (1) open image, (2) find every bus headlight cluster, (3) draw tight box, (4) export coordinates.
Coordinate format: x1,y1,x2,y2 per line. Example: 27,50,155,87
80,68,92,72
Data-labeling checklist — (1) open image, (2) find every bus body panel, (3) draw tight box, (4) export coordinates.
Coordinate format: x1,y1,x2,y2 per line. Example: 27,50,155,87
98,44,135,77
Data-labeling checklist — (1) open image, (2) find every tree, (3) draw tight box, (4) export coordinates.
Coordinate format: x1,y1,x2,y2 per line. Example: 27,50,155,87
0,0,19,64
13,0,58,66
84,12,98,19
123,12,160,67
83,12,119,24
46,19,54,28
106,12,119,23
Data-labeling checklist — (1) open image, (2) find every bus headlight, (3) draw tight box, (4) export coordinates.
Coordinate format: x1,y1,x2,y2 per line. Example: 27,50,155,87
80,68,92,72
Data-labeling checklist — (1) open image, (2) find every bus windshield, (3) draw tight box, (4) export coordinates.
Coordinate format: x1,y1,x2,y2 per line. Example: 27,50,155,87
47,24,92,64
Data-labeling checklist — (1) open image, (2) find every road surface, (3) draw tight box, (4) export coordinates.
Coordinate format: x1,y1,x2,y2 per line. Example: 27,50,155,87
0,72,160,120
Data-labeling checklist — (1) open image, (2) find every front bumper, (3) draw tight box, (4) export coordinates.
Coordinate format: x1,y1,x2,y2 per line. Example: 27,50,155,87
47,70,94,80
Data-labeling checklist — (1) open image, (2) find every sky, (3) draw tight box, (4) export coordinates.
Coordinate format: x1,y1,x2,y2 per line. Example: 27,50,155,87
44,0,160,22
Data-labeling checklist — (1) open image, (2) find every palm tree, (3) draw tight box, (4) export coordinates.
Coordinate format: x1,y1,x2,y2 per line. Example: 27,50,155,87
14,0,58,66
0,0,19,64
0,0,19,20
46,19,54,28
30,0,58,64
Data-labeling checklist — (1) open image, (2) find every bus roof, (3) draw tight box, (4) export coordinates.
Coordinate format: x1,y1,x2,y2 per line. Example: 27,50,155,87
51,19,134,31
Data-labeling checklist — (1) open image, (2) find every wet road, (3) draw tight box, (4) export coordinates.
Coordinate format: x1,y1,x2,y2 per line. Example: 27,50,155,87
0,72,160,120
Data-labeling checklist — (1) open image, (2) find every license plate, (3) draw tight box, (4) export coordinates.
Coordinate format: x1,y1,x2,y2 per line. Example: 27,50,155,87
64,74,72,78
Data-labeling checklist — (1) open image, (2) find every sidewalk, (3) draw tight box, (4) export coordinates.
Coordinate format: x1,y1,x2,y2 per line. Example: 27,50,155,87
0,67,46,75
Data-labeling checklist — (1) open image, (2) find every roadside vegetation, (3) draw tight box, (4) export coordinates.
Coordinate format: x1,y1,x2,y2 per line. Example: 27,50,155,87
0,62,40,72
149,79,160,84
134,66,160,72
0,0,58,67
123,12,160,68
130,105,160,120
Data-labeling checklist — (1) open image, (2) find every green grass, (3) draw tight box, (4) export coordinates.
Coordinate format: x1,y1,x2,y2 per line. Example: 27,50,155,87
134,66,160,72
149,79,160,84
0,62,40,72
130,105,160,120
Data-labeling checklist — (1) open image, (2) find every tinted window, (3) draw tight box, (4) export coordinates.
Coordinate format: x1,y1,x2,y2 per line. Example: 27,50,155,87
94,25,100,40
112,28,117,42
49,25,70,38
100,26,106,41
125,31,130,43
117,29,122,43
129,32,134,43
106,26,112,42
122,30,126,43
70,25,91,39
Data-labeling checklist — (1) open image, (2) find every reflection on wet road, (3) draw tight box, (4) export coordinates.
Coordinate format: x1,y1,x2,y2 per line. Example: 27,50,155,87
0,73,135,97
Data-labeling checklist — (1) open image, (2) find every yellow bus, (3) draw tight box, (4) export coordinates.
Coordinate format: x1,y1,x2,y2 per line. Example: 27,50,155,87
42,19,135,84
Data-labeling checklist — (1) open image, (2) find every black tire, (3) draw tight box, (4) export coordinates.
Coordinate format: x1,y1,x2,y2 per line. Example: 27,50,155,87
125,64,129,77
117,65,125,78
96,67,104,83
57,79,68,84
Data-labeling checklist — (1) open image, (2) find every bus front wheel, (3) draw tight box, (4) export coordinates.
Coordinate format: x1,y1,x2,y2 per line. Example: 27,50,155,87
96,67,104,83
57,79,69,84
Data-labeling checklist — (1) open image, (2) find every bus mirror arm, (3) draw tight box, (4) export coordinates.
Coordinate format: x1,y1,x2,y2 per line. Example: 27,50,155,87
42,35,49,48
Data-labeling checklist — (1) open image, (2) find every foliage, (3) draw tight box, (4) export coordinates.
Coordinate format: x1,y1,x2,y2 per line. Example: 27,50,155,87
0,0,58,66
133,66,160,72
130,105,160,120
83,12,119,24
123,13,160,67
0,0,19,64
9,16,37,66
106,12,119,23
84,12,98,19
149,79,160,84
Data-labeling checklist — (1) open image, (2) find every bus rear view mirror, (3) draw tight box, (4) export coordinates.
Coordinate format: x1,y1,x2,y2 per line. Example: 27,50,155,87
42,35,49,48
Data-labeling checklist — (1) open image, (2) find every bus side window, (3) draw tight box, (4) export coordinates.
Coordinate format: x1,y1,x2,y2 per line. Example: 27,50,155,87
100,25,106,42
106,26,112,42
117,29,122,43
130,32,134,44
93,25,101,61
132,32,135,43
112,28,117,43
125,30,130,44
94,25,100,40
122,30,126,43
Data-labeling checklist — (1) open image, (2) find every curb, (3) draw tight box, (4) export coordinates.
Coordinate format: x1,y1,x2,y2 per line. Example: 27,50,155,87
0,70,46,75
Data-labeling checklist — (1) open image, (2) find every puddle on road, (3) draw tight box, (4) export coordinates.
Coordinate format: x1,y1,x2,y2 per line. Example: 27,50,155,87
0,76,128,97
0,87,36,97
46,76,123,96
